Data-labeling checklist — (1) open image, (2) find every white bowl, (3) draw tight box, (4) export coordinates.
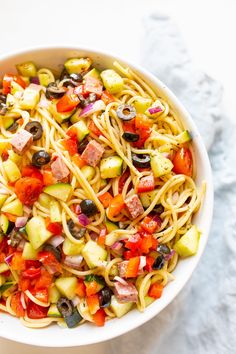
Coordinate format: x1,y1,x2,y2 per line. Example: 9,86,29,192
0,46,213,347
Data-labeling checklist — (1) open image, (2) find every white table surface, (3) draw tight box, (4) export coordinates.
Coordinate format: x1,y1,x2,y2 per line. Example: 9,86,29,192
0,0,235,352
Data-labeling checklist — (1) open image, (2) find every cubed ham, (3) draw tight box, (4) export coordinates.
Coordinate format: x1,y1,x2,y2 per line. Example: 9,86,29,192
81,140,104,167
114,281,138,303
51,156,70,181
11,129,33,155
118,261,129,278
125,194,144,219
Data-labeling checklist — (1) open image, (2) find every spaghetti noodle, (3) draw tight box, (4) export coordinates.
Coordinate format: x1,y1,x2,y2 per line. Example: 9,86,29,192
0,57,205,328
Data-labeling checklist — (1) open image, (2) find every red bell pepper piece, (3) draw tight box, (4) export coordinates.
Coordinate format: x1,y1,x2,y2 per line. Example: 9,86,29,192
11,292,25,317
34,268,53,290
137,174,155,193
45,217,62,235
15,177,43,206
62,138,78,156
93,308,106,326
56,89,80,113
107,194,125,219
88,120,103,137
21,165,44,182
125,256,140,278
22,267,41,279
37,251,61,274
145,256,155,272
172,147,193,177
31,288,48,303
148,282,164,299
86,294,100,315
27,300,49,319
98,192,113,208
75,279,86,298
140,216,158,234
101,90,115,105
11,252,26,271
97,227,107,246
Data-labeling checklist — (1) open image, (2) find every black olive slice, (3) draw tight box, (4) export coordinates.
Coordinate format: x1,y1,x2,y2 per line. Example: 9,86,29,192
25,121,43,141
157,244,171,255
122,132,139,142
132,154,151,168
152,255,165,270
32,150,51,167
57,297,83,328
98,287,113,308
46,82,66,99
80,199,98,217
116,104,136,121
67,220,86,239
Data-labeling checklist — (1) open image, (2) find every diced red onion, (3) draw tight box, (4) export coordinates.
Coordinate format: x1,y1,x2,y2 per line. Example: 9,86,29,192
5,254,13,265
72,296,80,307
128,233,140,243
78,213,90,227
17,239,26,251
165,249,175,261
39,94,50,108
152,215,162,227
20,292,27,309
138,256,146,270
48,235,65,248
30,76,40,85
148,106,163,115
15,216,28,228
64,255,83,269
79,100,105,118
114,276,128,286
111,242,123,250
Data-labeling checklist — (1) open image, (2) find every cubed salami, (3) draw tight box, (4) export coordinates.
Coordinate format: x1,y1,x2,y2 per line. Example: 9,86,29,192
113,282,138,303
51,156,70,181
11,129,33,155
81,140,104,167
125,194,144,219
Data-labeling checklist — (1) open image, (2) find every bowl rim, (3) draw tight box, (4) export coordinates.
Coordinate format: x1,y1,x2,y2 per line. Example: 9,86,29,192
0,45,214,347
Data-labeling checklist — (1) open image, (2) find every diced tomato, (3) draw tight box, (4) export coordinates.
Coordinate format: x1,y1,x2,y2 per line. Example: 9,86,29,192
97,227,107,246
25,260,41,268
85,278,103,297
66,126,77,139
84,76,103,96
93,308,106,326
88,120,103,137
18,276,30,291
15,177,43,206
124,233,141,252
21,165,43,182
45,217,62,235
37,251,61,273
22,267,41,279
139,234,153,254
101,90,115,105
140,216,158,234
2,73,26,95
34,268,53,290
107,194,125,219
145,256,155,272
75,279,86,298
42,169,54,186
62,138,78,156
11,252,25,271
172,147,193,177
11,292,25,317
56,89,80,113
98,192,113,208
72,153,87,168
148,282,164,299
118,170,130,194
86,294,100,315
133,114,152,148
27,300,49,319
151,237,158,250
31,288,48,303
125,256,140,278
137,174,155,193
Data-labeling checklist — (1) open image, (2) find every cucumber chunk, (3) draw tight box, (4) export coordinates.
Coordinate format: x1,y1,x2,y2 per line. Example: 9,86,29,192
49,100,75,124
50,200,61,223
2,117,14,130
64,58,92,75
0,195,8,209
81,166,95,181
71,121,90,142
82,240,107,268
49,285,61,303
26,216,52,249
110,296,133,318
133,97,152,113
38,193,52,208
3,160,21,182
100,69,124,94
176,130,192,144
150,153,173,177
174,225,200,257
11,81,24,95
1,199,23,216
44,183,73,202
48,304,62,318
55,277,77,299
105,219,119,233
145,99,164,118
0,281,15,295
139,190,158,208
100,156,123,179
84,68,101,81
16,61,37,77
62,238,85,256
19,87,40,110
22,242,38,260
0,213,9,234
38,73,54,87
8,150,22,164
